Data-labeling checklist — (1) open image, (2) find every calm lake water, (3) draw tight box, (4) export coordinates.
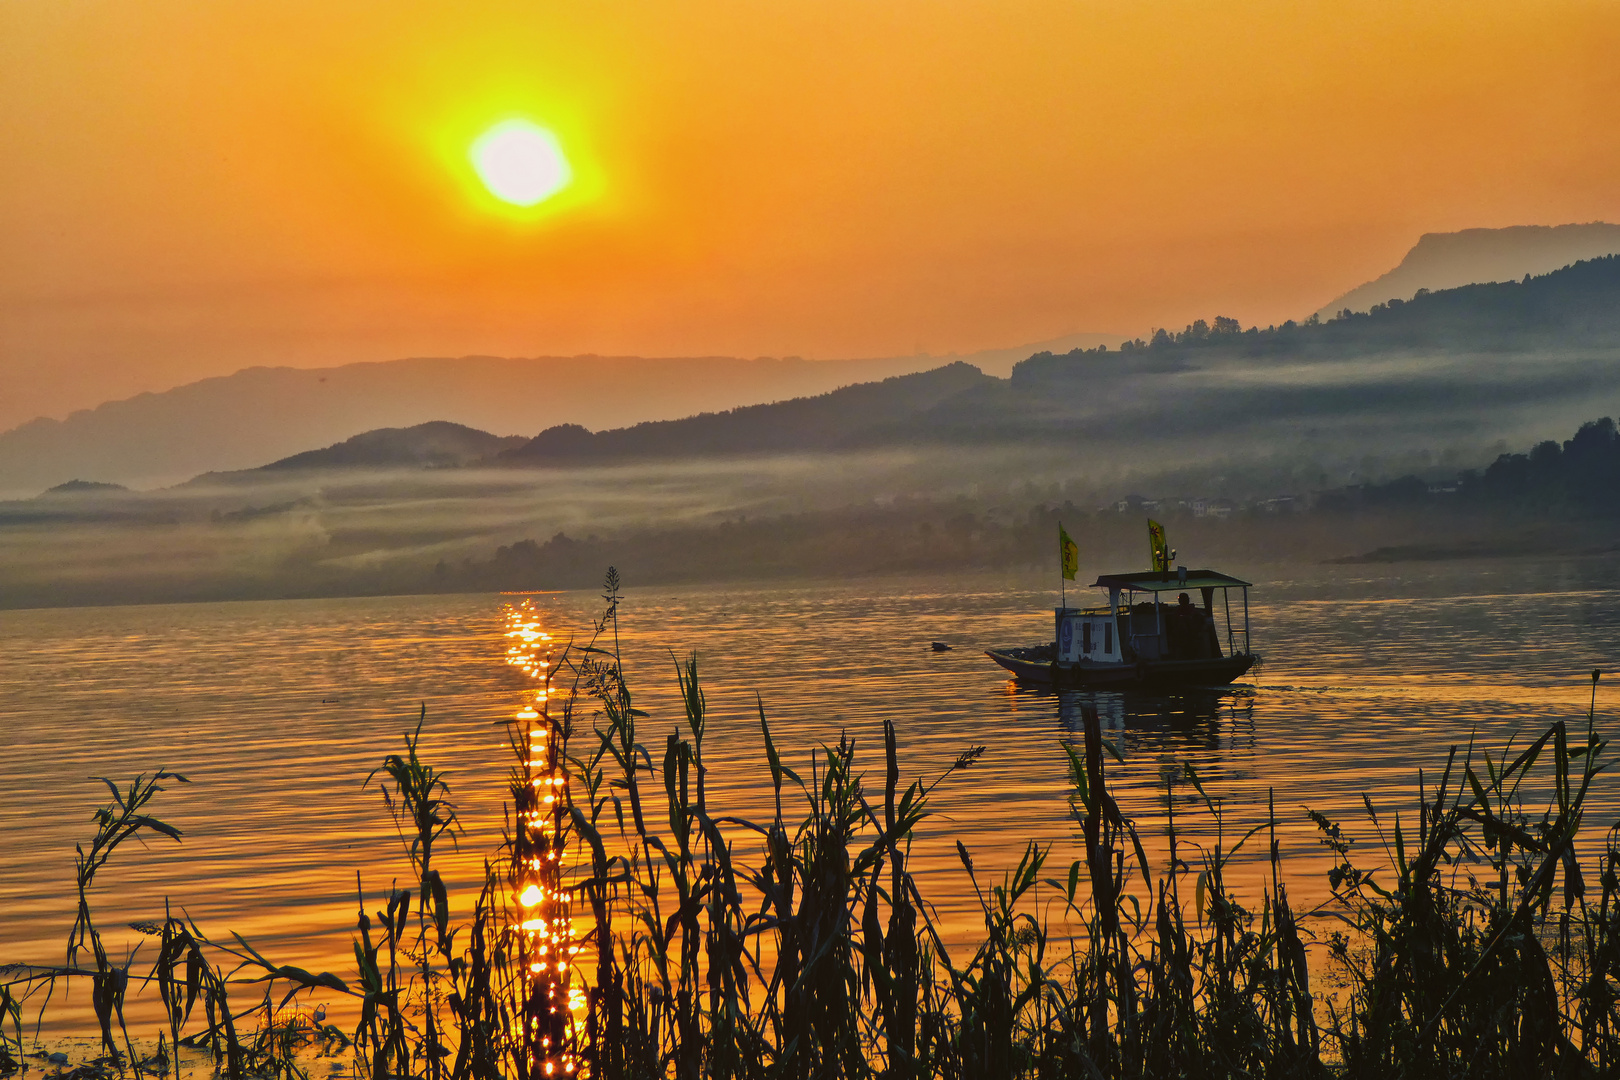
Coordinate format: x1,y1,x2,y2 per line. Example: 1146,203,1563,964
3,556,1618,1034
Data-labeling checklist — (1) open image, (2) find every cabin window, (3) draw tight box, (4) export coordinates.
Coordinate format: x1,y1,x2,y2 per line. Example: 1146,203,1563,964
1082,621,1093,654
1104,622,1113,654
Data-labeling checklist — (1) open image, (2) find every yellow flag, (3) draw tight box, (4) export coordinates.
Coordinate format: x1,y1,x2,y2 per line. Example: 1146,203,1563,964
1148,518,1169,572
1059,524,1079,581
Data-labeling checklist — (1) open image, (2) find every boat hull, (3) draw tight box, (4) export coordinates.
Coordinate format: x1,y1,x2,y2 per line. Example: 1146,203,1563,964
985,648,1258,689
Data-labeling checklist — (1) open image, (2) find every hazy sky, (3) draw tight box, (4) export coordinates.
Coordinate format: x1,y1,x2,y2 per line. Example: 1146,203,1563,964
3,0,1617,428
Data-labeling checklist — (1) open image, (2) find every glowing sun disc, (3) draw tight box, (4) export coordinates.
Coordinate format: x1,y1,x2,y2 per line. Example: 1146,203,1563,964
470,120,571,207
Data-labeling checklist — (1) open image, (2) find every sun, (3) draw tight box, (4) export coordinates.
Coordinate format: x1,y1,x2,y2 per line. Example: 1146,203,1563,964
469,120,572,207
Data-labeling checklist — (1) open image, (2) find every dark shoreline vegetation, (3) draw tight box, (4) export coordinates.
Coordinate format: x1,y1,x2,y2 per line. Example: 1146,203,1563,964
4,572,1619,1078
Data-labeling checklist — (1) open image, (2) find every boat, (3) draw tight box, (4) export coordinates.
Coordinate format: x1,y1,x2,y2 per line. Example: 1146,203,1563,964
986,566,1259,689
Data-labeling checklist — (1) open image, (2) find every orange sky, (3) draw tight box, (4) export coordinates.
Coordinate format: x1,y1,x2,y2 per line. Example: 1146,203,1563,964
3,0,1618,428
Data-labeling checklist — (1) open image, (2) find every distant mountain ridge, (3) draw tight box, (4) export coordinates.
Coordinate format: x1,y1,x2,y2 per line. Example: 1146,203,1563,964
169,256,1620,478
0,354,938,496
1316,223,1620,318
0,336,1122,497
500,364,995,464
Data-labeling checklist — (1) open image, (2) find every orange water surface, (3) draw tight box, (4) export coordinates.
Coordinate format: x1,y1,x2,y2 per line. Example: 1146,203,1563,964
3,557,1618,1040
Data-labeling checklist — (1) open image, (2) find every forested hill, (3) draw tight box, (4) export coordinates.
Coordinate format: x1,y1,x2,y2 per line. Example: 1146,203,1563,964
1315,223,1620,318
258,421,525,470
499,363,994,463
1014,255,1620,382
1337,415,1620,518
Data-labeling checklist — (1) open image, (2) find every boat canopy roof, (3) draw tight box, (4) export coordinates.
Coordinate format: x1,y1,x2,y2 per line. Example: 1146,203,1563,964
1092,570,1253,592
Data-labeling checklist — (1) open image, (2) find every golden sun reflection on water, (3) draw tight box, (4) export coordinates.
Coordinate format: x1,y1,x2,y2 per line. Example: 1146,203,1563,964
503,599,582,1074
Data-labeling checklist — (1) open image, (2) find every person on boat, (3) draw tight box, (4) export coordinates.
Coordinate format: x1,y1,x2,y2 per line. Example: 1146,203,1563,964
1170,592,1216,660
1166,593,1192,658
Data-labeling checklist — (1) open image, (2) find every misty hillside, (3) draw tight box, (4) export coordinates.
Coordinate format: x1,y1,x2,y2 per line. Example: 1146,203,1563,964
484,258,1620,470
260,421,526,471
0,353,959,496
1023,254,1620,372
1315,222,1620,318
994,258,1620,460
0,333,1131,497
501,364,996,463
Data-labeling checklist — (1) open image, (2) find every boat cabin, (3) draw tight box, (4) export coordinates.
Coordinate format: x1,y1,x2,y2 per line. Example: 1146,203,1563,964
1054,569,1252,665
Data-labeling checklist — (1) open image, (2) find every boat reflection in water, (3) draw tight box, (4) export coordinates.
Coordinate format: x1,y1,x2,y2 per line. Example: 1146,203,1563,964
1005,682,1264,849
1007,681,1258,758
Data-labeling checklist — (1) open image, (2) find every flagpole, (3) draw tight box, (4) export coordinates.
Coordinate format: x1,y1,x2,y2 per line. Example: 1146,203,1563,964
1059,521,1066,610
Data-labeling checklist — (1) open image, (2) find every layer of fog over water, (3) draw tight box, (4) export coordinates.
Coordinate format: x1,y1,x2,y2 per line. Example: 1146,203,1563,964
3,556,1618,1037
5,341,1620,606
